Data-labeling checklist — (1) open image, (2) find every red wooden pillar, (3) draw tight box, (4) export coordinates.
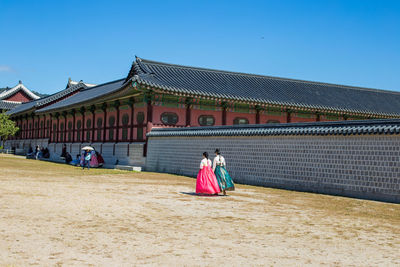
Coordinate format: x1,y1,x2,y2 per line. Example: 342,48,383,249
102,103,107,143
80,107,85,143
31,114,35,139
286,109,291,123
185,98,192,127
72,109,76,143
56,113,60,143
222,104,227,126
49,115,52,142
115,101,120,143
144,93,153,157
316,112,321,122
129,98,135,142
91,105,96,143
63,111,67,143
24,117,26,139
37,116,40,139
146,96,153,132
255,106,261,124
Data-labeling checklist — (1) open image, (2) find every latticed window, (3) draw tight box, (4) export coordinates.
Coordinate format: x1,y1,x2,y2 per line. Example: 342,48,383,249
97,118,103,141
68,121,73,142
40,121,44,138
137,128,143,140
76,120,81,142
86,119,92,142
137,112,144,124
122,114,129,141
109,116,115,141
60,122,64,142
34,122,38,138
161,112,178,125
233,117,249,125
198,115,215,126
46,120,50,137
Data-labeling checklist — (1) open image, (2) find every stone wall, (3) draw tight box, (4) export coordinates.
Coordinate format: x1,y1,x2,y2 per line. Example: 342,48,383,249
4,139,146,167
146,120,400,203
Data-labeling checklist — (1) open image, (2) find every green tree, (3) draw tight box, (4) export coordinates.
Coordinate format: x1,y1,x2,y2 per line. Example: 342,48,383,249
0,112,19,145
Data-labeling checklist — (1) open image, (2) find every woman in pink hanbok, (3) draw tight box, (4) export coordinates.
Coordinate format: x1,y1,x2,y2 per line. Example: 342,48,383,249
89,150,99,167
196,152,221,195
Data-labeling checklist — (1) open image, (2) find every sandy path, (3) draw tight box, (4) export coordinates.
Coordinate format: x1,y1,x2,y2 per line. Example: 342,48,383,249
0,154,399,266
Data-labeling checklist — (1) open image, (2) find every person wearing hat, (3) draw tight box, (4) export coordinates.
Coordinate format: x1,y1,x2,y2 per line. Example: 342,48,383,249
82,149,92,170
212,149,235,195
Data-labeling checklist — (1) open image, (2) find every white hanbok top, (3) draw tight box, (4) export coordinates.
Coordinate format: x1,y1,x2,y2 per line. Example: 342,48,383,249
213,155,226,171
200,158,212,169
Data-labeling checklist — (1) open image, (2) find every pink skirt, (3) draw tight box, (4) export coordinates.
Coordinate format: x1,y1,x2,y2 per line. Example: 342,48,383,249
90,154,99,167
196,166,221,195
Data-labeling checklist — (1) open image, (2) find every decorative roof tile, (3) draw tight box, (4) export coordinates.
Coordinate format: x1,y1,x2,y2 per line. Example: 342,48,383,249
147,119,400,137
126,57,400,116
36,79,124,113
0,81,40,101
0,100,20,110
7,81,88,115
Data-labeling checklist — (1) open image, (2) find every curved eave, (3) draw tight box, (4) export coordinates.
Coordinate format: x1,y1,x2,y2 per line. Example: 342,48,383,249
147,119,400,137
131,78,400,118
35,83,135,114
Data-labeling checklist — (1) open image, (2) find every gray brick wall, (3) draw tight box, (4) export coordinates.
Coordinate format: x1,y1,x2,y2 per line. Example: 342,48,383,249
146,135,400,203
4,140,145,167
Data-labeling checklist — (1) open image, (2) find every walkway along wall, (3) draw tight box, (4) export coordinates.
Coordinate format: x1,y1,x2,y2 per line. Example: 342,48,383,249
4,139,146,168
146,119,400,203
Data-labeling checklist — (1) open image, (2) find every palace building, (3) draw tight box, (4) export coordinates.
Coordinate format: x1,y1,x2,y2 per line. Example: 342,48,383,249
5,57,400,167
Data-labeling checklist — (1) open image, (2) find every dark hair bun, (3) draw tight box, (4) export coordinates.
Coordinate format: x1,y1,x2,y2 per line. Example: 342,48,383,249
203,152,209,159
214,149,220,154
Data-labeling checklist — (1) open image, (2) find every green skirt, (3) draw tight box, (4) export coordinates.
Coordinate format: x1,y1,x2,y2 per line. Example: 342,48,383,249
214,165,235,191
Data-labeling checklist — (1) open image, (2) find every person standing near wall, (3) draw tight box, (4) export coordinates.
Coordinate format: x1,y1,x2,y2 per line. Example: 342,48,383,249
82,149,91,170
213,149,235,195
196,152,220,195
35,145,40,160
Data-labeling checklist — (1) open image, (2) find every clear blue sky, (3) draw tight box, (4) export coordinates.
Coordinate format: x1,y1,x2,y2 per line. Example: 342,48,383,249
1,0,399,94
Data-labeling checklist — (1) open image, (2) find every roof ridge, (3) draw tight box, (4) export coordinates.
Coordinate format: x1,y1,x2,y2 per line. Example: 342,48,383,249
80,78,125,92
0,100,21,103
138,57,400,95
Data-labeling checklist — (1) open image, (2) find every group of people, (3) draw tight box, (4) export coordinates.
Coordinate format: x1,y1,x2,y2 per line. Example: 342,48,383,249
27,145,50,160
63,147,104,169
196,149,235,196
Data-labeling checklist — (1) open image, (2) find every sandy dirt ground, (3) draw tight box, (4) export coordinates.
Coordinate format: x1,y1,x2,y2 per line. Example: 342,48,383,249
0,154,399,266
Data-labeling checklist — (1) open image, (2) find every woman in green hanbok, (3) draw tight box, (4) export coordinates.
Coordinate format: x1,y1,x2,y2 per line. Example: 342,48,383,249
212,149,235,195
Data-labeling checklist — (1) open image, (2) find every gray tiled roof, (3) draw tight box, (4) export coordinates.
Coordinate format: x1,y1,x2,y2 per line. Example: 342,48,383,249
126,57,400,116
37,79,124,113
7,82,88,115
0,100,20,110
147,119,400,137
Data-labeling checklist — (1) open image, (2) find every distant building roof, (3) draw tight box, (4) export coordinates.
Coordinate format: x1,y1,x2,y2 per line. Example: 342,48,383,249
125,57,400,117
37,79,124,113
7,81,89,115
0,81,40,101
66,78,96,89
0,100,20,110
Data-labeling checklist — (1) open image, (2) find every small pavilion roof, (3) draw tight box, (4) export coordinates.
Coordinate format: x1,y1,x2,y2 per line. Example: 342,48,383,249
0,81,40,101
